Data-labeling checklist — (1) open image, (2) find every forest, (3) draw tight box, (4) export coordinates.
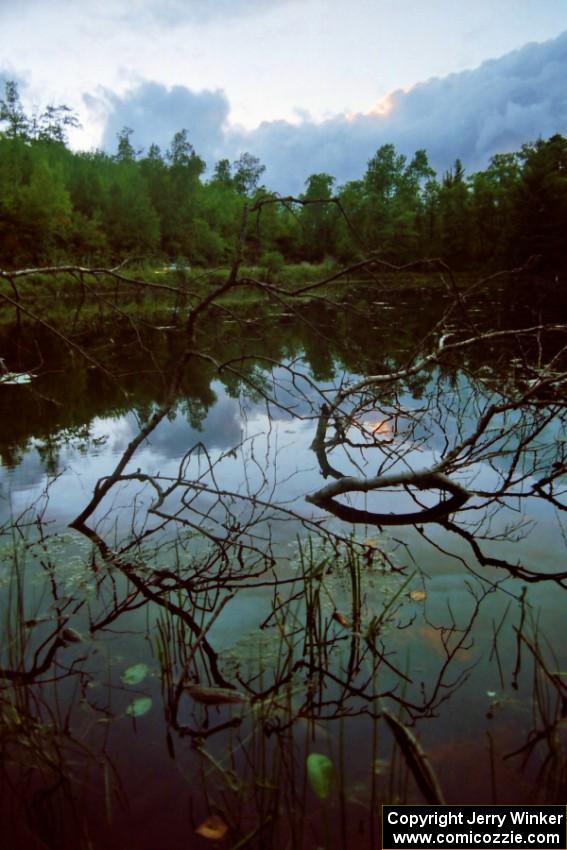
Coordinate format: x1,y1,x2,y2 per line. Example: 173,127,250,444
1,80,566,271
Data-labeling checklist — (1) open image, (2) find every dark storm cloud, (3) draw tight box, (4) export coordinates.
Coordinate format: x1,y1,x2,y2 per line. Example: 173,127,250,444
230,31,567,191
99,31,567,191
97,82,230,163
381,31,567,169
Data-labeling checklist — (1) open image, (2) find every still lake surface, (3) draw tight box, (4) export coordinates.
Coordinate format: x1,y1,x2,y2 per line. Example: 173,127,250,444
0,278,566,848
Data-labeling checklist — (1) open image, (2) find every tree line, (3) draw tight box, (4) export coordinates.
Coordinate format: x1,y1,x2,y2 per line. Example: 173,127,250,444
1,81,566,271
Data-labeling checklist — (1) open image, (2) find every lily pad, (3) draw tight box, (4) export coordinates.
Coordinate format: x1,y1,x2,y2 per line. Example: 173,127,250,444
121,663,149,685
307,753,336,800
126,696,152,717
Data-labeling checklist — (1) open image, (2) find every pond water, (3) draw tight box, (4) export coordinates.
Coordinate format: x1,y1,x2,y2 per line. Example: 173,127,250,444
0,277,566,849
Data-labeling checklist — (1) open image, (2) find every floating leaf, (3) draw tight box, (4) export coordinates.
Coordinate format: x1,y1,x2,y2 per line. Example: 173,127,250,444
126,696,152,717
187,685,248,705
61,626,82,644
409,590,427,602
195,814,228,840
332,612,350,627
121,663,149,685
307,753,336,800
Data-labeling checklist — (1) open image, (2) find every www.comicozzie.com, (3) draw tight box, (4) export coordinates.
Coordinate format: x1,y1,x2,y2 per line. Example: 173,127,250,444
382,805,567,849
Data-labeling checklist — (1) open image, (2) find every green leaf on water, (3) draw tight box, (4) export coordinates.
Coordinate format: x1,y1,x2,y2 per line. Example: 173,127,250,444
126,696,152,717
306,753,336,800
121,663,149,685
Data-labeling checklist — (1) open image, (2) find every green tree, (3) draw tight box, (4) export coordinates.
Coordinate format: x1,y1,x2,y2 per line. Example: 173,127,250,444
115,126,139,162
335,180,365,262
103,162,160,255
362,144,436,261
211,158,233,187
167,129,196,167
233,152,265,196
299,173,337,261
438,159,470,267
469,153,520,265
14,157,72,260
31,104,81,144
512,135,567,268
0,80,29,139
160,131,205,257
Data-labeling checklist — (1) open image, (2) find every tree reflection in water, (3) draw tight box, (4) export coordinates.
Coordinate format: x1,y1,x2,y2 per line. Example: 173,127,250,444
0,246,566,848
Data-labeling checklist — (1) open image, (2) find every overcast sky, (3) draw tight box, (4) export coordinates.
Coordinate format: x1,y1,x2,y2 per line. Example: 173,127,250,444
1,1,566,191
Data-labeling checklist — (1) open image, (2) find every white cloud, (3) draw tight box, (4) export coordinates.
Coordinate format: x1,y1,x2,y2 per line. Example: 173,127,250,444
3,0,567,137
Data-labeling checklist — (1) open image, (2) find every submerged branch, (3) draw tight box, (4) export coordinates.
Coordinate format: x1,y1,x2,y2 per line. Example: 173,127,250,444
306,469,470,526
